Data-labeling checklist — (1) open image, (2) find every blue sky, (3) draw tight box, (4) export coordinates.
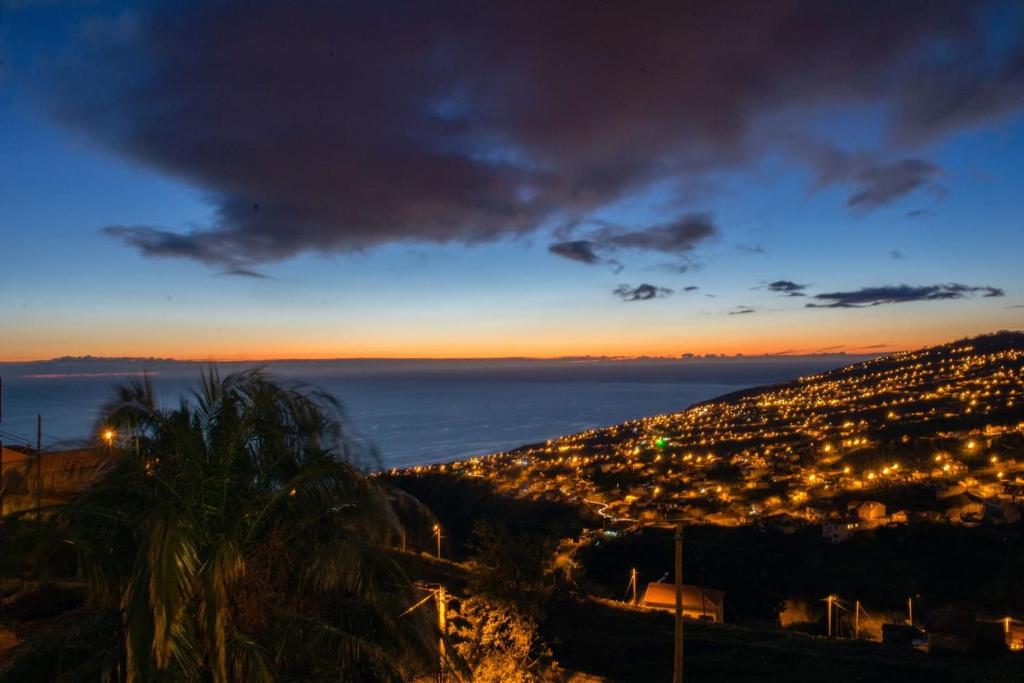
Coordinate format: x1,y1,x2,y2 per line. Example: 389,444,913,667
1,1,1022,360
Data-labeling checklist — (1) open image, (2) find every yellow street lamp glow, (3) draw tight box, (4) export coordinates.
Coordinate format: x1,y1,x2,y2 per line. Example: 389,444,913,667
102,428,116,445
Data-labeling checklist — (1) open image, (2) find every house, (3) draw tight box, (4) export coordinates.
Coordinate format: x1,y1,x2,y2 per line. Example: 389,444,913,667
1006,619,1024,651
944,493,985,524
640,582,725,623
855,501,887,526
822,519,857,544
0,446,112,515
889,510,909,524
704,511,741,526
881,623,925,648
804,506,827,522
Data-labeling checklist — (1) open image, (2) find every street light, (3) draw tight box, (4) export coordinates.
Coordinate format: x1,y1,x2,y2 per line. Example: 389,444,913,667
433,524,442,560
102,428,116,446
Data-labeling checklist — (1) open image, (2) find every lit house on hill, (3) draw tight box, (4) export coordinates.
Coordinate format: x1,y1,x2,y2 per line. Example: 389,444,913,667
640,582,725,623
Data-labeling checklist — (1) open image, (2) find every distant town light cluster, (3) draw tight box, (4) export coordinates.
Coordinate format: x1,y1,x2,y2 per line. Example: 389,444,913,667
401,336,1024,535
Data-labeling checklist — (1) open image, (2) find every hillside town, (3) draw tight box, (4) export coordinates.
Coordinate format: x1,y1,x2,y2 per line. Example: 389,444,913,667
402,333,1024,541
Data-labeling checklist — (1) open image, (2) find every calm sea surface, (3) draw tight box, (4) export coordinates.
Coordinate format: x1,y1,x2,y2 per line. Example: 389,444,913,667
0,356,869,468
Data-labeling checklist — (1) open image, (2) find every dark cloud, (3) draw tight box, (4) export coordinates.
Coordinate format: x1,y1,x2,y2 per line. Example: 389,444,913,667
548,240,602,265
729,307,756,315
808,283,1005,308
805,146,947,209
598,214,718,256
613,283,673,302
40,1,1024,268
905,210,925,219
893,35,1024,144
549,213,718,271
547,239,623,273
889,250,907,259
221,268,270,280
103,225,229,266
683,286,700,292
765,280,807,296
846,159,946,209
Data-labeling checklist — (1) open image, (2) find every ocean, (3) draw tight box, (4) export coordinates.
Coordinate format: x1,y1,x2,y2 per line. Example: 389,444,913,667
0,355,869,468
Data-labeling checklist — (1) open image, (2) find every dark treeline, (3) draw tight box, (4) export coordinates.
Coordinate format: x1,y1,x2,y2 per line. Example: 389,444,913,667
384,472,597,561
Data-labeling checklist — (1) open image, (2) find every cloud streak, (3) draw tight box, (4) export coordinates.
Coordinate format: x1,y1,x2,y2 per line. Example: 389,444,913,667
765,280,807,297
613,284,673,302
808,283,1004,308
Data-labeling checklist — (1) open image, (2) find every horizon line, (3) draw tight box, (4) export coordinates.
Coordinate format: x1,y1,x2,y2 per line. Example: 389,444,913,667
1,350,892,365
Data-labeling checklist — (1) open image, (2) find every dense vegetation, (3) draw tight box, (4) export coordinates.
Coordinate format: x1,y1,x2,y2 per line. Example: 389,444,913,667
1,371,440,682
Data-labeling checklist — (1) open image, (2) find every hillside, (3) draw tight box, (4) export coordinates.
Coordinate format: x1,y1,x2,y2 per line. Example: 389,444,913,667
404,331,1024,532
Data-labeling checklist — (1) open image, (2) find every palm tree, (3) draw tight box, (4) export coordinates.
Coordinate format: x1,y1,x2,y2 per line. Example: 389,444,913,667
3,369,441,682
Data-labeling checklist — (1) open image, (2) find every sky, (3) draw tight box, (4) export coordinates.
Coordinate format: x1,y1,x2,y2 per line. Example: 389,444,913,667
1,0,1023,361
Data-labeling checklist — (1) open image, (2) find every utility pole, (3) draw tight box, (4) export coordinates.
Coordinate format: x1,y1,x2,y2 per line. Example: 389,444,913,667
631,567,638,605
35,414,42,521
673,522,683,683
907,596,913,626
436,585,447,683
855,600,860,639
826,595,834,638
433,524,442,560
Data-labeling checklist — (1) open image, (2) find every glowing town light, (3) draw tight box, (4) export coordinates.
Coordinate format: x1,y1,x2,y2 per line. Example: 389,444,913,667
102,428,116,445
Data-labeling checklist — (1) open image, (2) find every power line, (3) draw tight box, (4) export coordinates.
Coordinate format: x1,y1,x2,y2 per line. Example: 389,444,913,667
0,429,37,448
